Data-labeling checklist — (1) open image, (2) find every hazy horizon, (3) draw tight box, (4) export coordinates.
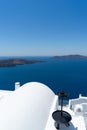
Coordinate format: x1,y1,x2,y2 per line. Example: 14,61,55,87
0,54,87,57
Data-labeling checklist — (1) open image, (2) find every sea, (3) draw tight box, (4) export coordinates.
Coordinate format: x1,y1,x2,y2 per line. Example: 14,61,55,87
0,56,87,99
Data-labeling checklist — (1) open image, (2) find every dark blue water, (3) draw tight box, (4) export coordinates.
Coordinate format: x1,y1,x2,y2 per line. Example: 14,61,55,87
0,56,87,99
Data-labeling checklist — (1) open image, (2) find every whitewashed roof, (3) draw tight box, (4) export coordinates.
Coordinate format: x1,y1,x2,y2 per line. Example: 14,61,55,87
0,82,56,130
0,82,87,130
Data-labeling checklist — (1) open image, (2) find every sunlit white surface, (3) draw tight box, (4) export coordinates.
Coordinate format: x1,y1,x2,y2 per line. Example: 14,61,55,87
0,82,56,130
0,82,87,130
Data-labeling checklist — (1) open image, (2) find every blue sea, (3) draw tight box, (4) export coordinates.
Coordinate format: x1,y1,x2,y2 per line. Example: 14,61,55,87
0,56,87,99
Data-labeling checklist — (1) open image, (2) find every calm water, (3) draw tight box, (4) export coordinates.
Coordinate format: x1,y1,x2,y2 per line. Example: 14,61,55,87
0,56,87,99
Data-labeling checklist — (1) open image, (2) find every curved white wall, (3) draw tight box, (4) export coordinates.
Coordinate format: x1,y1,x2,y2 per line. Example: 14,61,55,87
0,82,56,130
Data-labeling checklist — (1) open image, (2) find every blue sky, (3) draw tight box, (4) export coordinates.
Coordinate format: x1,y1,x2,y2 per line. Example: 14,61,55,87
0,0,87,56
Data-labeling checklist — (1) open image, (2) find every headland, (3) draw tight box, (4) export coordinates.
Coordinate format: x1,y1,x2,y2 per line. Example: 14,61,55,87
0,58,44,67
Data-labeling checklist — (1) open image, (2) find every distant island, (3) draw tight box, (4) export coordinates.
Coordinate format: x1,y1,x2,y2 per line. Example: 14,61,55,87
0,58,44,67
53,55,87,59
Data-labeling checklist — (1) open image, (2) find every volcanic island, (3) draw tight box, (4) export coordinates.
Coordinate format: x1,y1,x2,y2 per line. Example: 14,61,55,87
0,58,44,67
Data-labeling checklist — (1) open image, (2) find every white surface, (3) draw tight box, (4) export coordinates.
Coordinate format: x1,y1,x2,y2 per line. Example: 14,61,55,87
0,90,13,100
63,106,86,130
0,82,56,130
45,95,58,130
69,96,87,110
15,82,20,90
0,82,87,130
69,95,87,130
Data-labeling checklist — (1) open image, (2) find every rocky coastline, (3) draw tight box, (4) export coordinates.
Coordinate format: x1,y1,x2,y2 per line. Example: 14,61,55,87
0,58,44,67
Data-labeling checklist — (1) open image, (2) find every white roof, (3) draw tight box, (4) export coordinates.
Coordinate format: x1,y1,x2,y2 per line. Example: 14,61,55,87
0,82,56,130
0,82,87,130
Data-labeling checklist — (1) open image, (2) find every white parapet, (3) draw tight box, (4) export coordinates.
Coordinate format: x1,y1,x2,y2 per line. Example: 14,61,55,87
15,82,20,90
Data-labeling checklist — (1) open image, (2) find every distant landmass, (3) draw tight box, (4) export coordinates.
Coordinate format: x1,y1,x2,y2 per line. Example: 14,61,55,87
53,55,87,59
0,55,87,68
0,58,44,67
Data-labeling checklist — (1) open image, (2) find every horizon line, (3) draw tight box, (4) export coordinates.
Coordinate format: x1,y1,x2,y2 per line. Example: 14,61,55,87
0,54,87,57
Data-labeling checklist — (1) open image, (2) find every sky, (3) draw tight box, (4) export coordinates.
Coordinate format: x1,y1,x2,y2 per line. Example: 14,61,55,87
0,0,87,56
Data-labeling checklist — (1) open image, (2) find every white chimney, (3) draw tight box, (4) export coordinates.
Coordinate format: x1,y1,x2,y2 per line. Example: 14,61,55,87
15,82,20,90
79,94,82,98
